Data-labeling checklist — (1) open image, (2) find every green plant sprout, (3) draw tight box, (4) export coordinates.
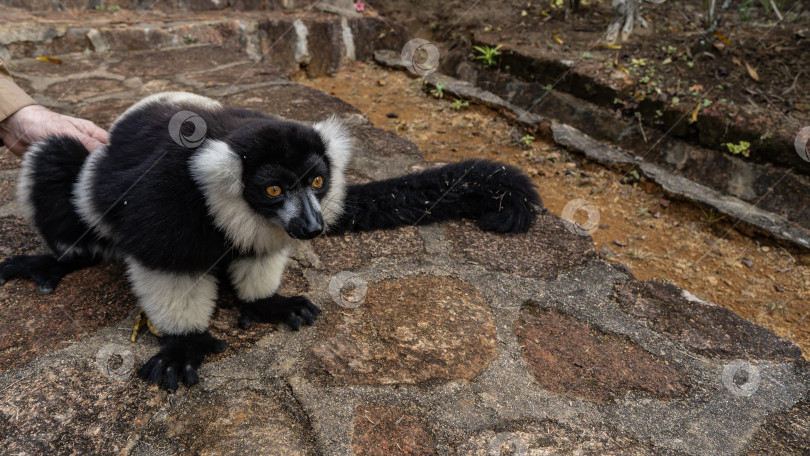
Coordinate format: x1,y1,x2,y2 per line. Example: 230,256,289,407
701,208,727,225
725,140,751,157
430,83,446,99
183,34,197,43
451,99,469,110
519,134,535,146
471,45,502,67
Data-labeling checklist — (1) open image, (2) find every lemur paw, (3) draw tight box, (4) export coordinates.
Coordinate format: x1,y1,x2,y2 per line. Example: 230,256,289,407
238,295,321,331
477,202,537,234
0,254,76,294
138,331,226,392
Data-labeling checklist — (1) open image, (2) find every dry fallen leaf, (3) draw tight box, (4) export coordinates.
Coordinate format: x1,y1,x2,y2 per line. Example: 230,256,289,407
35,56,62,64
714,31,732,46
691,101,702,122
744,60,760,82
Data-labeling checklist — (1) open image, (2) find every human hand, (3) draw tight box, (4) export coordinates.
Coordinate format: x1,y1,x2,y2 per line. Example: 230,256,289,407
0,105,108,157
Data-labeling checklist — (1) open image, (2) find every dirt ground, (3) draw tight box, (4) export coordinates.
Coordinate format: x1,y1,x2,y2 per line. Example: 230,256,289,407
371,0,810,134
301,61,810,358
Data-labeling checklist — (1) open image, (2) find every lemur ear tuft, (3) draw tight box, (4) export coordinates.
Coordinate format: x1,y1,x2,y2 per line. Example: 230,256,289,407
312,116,352,171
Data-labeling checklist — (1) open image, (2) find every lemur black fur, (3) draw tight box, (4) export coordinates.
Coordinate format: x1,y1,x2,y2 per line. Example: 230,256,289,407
0,92,541,391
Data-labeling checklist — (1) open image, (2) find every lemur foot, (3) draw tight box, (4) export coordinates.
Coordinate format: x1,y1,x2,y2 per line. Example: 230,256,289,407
0,254,80,294
238,294,321,331
138,331,226,392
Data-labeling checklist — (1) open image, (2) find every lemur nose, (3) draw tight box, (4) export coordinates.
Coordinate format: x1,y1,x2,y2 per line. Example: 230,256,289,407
301,223,323,239
298,195,324,239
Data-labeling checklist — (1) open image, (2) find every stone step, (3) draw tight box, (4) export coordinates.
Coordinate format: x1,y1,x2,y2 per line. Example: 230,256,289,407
2,0,294,13
459,32,807,176
0,5,407,77
430,37,810,239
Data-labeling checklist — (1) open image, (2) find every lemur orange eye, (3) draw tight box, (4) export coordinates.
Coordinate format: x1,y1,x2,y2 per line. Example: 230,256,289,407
312,176,324,188
265,186,282,197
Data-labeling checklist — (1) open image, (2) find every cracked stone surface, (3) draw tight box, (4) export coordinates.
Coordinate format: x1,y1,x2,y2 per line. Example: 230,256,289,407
0,18,807,456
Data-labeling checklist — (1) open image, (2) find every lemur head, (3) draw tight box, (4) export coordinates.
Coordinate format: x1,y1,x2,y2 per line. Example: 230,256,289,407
227,118,351,240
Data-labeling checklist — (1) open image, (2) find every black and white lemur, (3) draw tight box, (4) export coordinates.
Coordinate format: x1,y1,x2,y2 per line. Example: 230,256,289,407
0,92,540,391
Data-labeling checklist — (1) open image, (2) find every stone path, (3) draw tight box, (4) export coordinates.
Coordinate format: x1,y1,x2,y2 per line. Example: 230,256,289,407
0,15,808,456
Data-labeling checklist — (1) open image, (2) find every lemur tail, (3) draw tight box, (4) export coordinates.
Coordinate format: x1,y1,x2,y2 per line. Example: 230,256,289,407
17,136,105,260
329,159,542,235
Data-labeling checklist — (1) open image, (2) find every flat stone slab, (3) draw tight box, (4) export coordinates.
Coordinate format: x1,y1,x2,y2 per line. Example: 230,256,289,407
310,276,497,385
0,149,22,171
0,262,135,372
311,226,425,273
445,216,596,280
352,404,435,455
220,84,362,121
744,398,810,455
615,280,803,362
456,420,675,455
134,379,319,455
0,355,157,455
516,306,689,403
107,45,245,78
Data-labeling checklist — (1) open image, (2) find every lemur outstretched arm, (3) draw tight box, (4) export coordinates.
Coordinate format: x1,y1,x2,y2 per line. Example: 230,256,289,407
329,159,541,235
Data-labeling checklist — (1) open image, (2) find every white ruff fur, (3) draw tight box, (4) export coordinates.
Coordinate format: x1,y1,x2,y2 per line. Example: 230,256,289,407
15,141,42,224
189,140,293,255
125,257,218,335
312,116,352,228
72,145,116,240
229,247,292,301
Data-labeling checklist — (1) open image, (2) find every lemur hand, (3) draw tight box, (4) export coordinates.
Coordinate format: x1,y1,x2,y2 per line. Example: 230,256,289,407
0,105,108,157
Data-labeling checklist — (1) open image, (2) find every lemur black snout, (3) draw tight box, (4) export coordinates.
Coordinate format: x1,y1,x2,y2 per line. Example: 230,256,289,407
294,193,324,239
